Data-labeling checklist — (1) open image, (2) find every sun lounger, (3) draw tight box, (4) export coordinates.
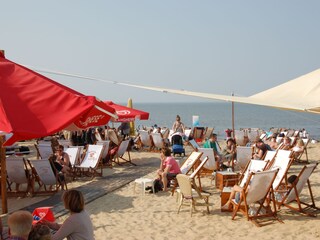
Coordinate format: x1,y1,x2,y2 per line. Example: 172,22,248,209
234,146,253,171
198,148,218,173
112,140,135,165
151,132,166,150
35,143,53,159
138,130,154,151
96,140,110,161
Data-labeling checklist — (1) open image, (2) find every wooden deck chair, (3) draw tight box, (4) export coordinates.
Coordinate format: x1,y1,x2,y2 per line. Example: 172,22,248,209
238,160,270,188
263,150,277,163
231,169,281,227
295,138,310,163
275,163,319,216
171,151,203,195
113,140,135,166
198,148,218,174
176,172,211,216
151,133,166,151
28,159,67,194
235,130,246,146
64,147,83,179
138,130,154,151
35,143,53,159
96,140,110,165
192,127,206,143
268,155,294,191
6,156,32,196
234,146,253,171
161,128,170,139
188,139,200,151
247,130,259,144
203,127,214,141
106,129,120,146
58,139,73,148
75,144,104,179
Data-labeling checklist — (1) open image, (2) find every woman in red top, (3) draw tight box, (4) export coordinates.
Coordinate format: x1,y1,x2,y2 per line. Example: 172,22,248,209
157,148,181,191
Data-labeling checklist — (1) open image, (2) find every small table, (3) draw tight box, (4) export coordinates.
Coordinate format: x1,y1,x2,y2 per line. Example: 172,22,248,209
215,171,239,191
133,178,155,195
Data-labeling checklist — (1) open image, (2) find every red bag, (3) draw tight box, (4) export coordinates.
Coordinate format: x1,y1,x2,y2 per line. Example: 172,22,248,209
32,207,55,225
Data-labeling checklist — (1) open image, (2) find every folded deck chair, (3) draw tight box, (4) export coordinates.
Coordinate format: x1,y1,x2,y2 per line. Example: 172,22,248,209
75,144,104,179
231,169,281,227
188,139,200,151
171,151,203,195
113,140,135,166
176,172,211,216
275,163,319,216
138,130,154,151
35,143,53,159
28,159,67,194
6,156,32,196
234,146,253,171
151,132,166,151
235,130,246,146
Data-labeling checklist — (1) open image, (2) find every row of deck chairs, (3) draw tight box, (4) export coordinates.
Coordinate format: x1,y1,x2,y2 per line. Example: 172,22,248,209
5,139,133,196
222,148,319,226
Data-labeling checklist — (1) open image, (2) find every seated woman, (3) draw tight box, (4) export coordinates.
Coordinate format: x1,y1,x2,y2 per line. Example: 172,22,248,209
280,136,292,150
252,140,268,160
221,138,236,167
53,145,71,174
44,190,94,240
157,148,181,191
292,139,305,159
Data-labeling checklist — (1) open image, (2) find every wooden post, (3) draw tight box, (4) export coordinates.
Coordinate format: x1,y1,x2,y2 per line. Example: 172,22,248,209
0,50,8,214
0,135,8,214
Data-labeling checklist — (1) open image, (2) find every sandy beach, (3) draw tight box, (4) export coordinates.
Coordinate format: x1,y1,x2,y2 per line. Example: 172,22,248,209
2,142,320,240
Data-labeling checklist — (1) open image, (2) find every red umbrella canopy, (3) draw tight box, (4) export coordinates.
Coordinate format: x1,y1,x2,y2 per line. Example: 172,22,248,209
104,101,149,122
0,53,116,146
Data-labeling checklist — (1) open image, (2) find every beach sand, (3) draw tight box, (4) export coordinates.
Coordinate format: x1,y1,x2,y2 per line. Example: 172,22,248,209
3,142,320,240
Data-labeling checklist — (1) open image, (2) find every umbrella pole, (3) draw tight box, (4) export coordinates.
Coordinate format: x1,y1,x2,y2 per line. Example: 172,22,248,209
127,98,135,136
231,93,235,138
0,135,8,214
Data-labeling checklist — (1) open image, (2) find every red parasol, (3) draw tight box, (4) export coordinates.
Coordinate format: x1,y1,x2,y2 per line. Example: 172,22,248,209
104,101,149,122
0,52,117,146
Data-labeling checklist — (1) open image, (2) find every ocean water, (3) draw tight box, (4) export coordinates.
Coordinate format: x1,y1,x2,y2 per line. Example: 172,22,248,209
129,102,320,140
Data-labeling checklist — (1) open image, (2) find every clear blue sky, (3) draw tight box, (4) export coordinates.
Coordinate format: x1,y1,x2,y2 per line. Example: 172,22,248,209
2,1,320,103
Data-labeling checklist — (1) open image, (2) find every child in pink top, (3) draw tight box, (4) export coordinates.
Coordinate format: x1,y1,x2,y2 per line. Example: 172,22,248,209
157,148,181,191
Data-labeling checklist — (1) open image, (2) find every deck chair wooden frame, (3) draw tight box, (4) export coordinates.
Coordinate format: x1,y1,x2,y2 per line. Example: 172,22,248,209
138,130,154,151
171,151,203,195
238,159,270,188
113,140,135,166
176,172,211,216
28,159,67,194
151,132,166,151
235,130,247,146
231,169,282,227
6,156,32,196
276,163,319,216
192,127,206,143
75,144,105,179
